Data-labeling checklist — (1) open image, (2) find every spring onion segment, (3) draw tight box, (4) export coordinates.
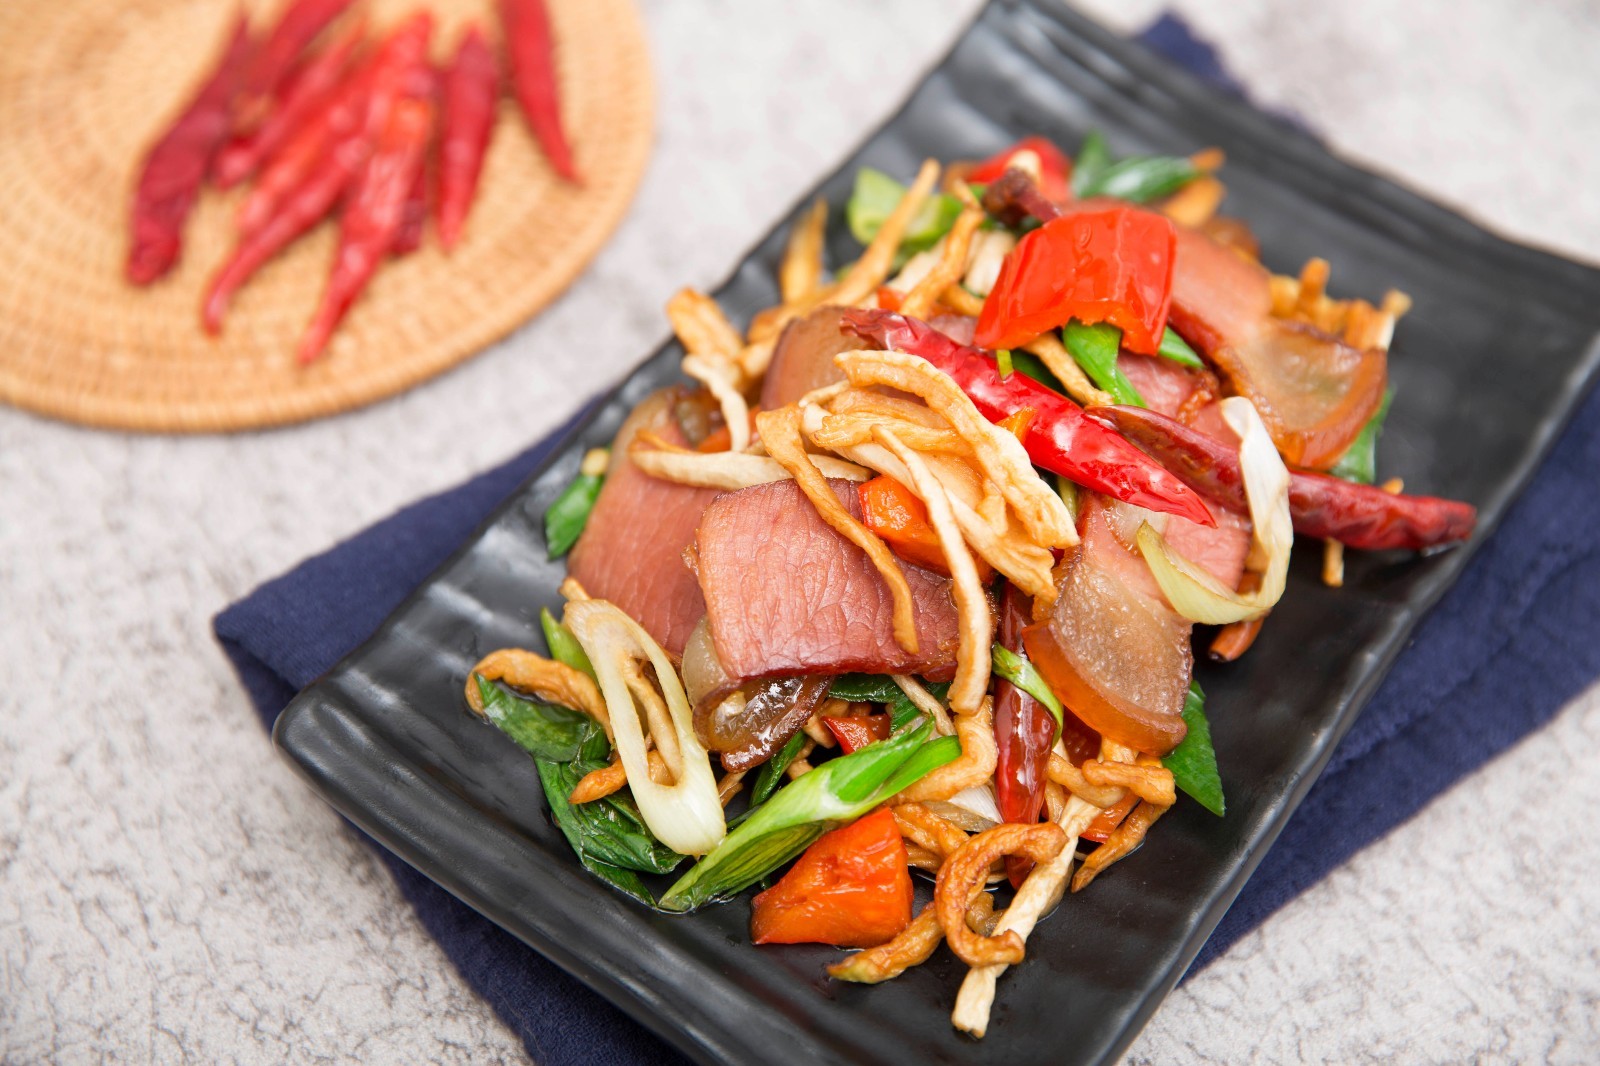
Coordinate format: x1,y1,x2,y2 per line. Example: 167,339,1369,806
660,723,960,912
1062,320,1145,408
563,600,726,857
990,645,1064,733
540,607,595,679
1136,397,1292,625
544,448,608,559
1162,682,1224,816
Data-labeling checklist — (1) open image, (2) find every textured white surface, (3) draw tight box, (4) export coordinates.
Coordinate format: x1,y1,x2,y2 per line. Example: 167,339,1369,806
2,0,1598,1062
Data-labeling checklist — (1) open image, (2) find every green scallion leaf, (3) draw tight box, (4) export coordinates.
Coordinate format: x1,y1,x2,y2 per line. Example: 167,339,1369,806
1162,682,1224,817
996,348,1014,379
1009,349,1065,393
1070,131,1113,198
990,645,1064,732
1062,319,1146,407
659,722,958,912
545,470,604,559
749,730,807,808
1157,327,1204,369
1055,475,1080,524
846,168,963,263
1328,389,1394,486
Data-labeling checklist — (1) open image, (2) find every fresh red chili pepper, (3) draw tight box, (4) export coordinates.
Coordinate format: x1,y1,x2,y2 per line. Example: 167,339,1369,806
435,26,499,251
500,0,578,183
840,308,1215,527
1087,403,1478,550
976,205,1176,355
298,94,435,363
749,808,913,948
993,583,1058,887
822,714,891,755
126,15,253,285
235,0,358,130
214,16,365,190
966,136,1072,203
857,475,994,580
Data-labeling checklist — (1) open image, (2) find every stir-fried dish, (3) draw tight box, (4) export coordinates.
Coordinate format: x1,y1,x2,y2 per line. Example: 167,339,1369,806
462,134,1477,1037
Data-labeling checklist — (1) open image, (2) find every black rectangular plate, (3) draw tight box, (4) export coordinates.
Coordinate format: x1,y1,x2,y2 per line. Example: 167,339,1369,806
273,3,1600,1064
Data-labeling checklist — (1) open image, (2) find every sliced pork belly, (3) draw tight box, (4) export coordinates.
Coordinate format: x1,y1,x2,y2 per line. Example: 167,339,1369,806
759,306,855,410
694,478,961,681
568,389,722,657
1169,226,1386,469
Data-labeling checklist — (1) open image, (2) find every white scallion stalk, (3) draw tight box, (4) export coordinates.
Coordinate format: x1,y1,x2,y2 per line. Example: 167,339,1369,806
563,600,726,856
1135,396,1293,625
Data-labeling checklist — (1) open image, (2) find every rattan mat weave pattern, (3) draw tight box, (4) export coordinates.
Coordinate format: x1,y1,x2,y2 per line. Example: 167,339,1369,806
0,0,652,432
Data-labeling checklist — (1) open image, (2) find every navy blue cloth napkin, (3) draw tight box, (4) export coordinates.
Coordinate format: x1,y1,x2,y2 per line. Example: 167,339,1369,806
215,17,1600,1065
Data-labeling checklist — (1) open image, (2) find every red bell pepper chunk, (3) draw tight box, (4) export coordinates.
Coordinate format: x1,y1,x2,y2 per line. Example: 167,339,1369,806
822,714,892,755
749,808,913,948
858,475,994,580
840,309,1215,527
1081,793,1138,844
976,205,1176,355
967,136,1072,204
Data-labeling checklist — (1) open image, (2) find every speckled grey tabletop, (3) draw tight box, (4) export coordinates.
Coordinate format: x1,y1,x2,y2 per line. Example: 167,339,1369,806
4,1,1599,1062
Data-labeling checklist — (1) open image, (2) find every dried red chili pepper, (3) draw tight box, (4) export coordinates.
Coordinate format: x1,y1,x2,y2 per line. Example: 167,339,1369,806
391,163,429,256
298,95,436,362
1087,403,1478,551
207,16,433,333
500,0,578,182
993,583,1059,887
214,16,365,190
840,308,1216,527
435,26,499,250
126,15,253,285
235,0,358,130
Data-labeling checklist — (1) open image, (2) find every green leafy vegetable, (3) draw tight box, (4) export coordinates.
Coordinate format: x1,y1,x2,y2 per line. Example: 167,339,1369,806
846,168,963,261
826,674,949,732
474,675,597,763
659,722,960,912
1063,320,1145,407
996,348,1014,379
1162,682,1224,816
540,606,595,679
536,755,685,878
990,645,1064,731
1157,327,1204,369
1328,389,1394,486
545,470,604,559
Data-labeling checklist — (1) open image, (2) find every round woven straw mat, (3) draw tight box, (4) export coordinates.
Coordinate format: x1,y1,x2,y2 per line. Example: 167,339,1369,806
0,0,653,432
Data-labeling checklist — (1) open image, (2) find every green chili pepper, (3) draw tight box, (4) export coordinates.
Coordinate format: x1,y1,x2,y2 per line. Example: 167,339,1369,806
1328,389,1394,486
540,607,595,679
659,722,960,912
1162,681,1224,816
990,645,1064,733
1062,319,1145,407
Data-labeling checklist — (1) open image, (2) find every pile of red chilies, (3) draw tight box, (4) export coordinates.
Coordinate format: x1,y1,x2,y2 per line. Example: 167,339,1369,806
126,0,575,364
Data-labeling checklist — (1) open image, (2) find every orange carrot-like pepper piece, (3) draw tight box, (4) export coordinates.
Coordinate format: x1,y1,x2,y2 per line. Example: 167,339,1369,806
750,808,913,948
